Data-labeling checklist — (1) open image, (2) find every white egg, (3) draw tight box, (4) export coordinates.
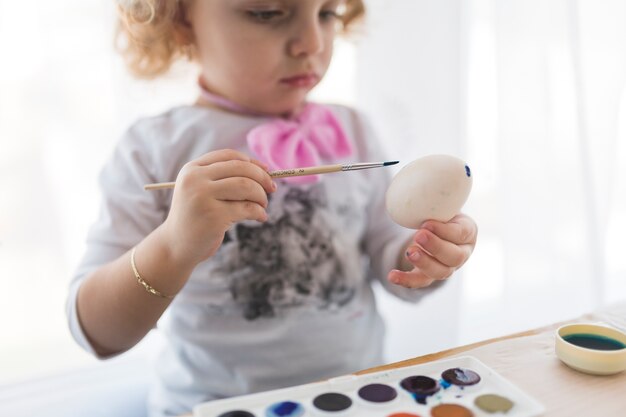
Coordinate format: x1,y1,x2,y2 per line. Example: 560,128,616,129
385,154,472,229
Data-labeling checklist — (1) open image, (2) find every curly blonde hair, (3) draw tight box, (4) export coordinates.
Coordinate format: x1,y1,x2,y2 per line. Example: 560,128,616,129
115,0,366,79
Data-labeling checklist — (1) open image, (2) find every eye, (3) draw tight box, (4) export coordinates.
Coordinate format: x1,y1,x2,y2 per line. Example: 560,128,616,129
319,9,340,22
247,9,285,22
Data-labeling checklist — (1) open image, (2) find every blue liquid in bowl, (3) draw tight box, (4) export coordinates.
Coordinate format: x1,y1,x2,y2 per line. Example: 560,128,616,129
563,333,626,351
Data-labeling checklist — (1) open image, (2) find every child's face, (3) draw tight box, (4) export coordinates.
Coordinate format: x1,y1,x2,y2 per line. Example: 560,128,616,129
188,0,342,115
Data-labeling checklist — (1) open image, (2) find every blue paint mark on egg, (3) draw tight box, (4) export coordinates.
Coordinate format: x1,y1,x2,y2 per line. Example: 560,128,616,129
266,401,304,417
465,165,471,177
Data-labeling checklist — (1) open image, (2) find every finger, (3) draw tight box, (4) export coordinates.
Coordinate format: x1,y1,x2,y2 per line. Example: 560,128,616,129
405,244,456,279
191,149,252,167
225,200,268,223
412,229,472,269
387,268,436,289
209,177,270,208
420,213,477,245
251,158,269,172
204,160,275,194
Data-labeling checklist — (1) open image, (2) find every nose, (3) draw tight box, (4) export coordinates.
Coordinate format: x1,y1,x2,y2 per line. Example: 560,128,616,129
288,17,325,57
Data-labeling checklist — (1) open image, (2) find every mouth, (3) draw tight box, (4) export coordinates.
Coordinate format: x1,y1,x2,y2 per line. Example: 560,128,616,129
279,72,320,88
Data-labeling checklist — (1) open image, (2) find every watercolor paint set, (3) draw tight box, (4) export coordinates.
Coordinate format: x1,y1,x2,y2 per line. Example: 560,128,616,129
193,356,545,417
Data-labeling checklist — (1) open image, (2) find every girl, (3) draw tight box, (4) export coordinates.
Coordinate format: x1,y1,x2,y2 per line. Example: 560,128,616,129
66,1,478,416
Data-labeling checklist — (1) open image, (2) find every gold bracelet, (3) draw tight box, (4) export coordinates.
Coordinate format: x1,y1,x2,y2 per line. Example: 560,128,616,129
130,247,174,299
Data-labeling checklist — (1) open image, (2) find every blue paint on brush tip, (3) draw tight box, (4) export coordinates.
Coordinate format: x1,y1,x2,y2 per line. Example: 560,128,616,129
384,161,399,166
465,165,471,177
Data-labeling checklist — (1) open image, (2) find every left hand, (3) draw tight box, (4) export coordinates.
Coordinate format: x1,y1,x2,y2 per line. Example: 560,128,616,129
388,213,477,289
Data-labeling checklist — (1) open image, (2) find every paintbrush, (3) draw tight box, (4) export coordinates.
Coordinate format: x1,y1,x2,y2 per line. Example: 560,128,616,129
143,161,399,191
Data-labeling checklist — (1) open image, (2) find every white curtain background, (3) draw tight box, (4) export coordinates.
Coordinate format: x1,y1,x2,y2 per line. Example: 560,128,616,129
361,0,626,361
1,0,625,389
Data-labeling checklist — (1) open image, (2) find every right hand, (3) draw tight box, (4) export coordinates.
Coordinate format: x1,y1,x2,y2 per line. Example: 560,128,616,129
161,149,276,267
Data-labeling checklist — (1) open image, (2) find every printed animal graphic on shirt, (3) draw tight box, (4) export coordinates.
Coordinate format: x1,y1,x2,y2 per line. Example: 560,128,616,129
222,186,354,320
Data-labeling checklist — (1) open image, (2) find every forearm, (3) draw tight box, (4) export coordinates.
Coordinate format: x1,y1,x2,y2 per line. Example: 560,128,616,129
76,225,195,357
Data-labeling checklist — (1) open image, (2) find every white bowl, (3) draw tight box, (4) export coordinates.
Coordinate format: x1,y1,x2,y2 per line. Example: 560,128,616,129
555,323,626,375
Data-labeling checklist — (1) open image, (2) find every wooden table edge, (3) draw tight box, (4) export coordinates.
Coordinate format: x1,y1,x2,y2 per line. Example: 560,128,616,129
355,315,590,375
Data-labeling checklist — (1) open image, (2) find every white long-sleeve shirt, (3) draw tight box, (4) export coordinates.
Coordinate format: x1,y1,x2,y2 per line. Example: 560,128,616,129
66,104,438,417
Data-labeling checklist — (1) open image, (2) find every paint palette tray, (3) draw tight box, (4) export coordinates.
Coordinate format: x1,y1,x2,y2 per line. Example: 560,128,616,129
193,356,544,417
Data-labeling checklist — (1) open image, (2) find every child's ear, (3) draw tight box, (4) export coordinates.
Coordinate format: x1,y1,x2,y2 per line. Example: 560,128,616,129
173,2,195,49
173,25,194,48
173,18,196,60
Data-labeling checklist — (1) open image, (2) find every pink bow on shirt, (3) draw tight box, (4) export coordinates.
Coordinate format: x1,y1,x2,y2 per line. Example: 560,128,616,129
247,103,353,184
